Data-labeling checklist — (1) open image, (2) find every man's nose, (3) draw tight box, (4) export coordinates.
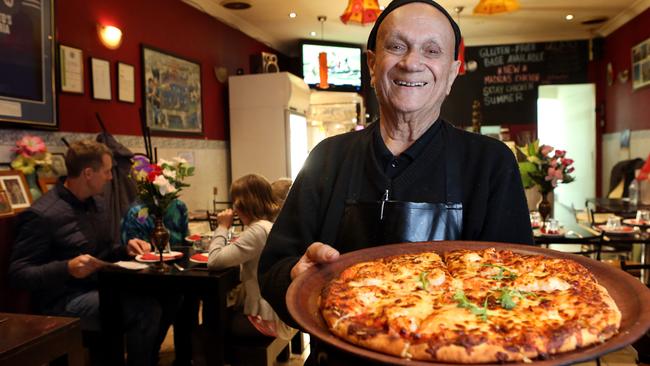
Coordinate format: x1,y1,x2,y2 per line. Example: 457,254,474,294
399,50,425,71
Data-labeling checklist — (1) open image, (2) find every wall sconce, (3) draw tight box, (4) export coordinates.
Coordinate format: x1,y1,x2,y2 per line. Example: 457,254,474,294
97,24,123,50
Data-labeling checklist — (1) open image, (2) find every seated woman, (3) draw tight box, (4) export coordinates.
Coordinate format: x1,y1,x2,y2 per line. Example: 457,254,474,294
208,174,294,340
121,199,189,246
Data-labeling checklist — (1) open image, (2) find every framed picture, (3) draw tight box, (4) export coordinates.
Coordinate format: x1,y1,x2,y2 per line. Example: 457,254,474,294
632,37,650,90
142,45,203,134
59,44,84,94
117,62,135,103
0,171,33,212
38,176,57,194
0,189,13,217
50,153,67,176
0,0,57,129
91,57,112,100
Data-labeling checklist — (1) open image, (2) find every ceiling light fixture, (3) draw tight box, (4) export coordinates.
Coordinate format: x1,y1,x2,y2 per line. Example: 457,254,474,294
309,31,317,37
221,1,251,10
317,15,329,89
340,0,382,25
289,12,297,18
565,14,574,21
473,0,520,15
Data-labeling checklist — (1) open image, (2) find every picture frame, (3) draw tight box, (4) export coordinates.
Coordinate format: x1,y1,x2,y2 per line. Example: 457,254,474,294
50,153,67,176
0,0,57,129
117,62,135,103
0,170,33,212
59,44,84,94
632,37,650,90
142,45,203,134
0,189,14,217
90,57,112,100
38,176,58,194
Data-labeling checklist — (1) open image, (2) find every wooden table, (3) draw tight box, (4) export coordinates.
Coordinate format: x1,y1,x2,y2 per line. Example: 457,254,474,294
0,312,84,366
98,247,239,366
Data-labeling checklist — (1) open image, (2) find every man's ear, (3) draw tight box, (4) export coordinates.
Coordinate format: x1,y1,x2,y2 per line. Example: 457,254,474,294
445,60,461,95
366,50,376,88
82,167,93,179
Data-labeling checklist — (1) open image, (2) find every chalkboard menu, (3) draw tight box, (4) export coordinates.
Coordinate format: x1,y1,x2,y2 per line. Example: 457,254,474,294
441,40,588,126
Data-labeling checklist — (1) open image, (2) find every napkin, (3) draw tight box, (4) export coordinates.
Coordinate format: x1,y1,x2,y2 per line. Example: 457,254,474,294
190,253,209,263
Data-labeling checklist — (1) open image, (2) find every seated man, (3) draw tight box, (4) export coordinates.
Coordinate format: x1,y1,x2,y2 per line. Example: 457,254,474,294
9,140,162,366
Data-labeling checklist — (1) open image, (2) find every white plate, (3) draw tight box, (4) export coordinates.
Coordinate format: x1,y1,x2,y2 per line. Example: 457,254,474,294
135,251,184,263
189,253,209,264
114,261,149,270
596,225,636,235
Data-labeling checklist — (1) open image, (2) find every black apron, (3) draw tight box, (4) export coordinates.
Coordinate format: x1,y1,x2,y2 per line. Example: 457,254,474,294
334,140,463,249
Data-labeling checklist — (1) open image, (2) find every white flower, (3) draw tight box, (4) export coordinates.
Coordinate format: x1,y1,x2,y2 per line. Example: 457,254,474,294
162,168,176,179
158,158,173,168
172,157,188,165
153,174,177,195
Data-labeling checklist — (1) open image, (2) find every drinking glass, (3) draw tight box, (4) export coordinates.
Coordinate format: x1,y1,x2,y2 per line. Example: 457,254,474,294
606,216,622,230
636,210,650,223
530,211,542,228
545,219,560,234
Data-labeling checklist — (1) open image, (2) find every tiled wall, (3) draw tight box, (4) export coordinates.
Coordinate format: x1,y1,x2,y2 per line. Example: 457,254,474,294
0,130,231,213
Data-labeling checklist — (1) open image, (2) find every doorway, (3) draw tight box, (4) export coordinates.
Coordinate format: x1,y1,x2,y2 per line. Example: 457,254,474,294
537,84,596,210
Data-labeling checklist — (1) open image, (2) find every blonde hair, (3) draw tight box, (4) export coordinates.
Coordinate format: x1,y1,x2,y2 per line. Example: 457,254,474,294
231,174,278,222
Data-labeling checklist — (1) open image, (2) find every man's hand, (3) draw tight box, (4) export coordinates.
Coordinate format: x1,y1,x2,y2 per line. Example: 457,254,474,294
67,254,106,279
290,242,339,280
126,238,151,256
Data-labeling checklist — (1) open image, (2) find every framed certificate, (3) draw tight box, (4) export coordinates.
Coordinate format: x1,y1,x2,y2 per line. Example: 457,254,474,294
90,57,111,100
59,45,84,94
117,62,135,103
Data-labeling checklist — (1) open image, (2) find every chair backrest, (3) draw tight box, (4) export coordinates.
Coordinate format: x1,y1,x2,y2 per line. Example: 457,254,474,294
208,211,218,231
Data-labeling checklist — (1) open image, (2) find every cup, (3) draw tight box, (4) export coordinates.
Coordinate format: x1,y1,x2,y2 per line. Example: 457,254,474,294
192,235,211,252
544,219,560,234
636,210,650,223
530,211,542,228
606,216,622,230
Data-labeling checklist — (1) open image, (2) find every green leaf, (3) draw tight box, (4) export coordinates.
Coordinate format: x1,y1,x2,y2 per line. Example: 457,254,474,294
418,271,429,291
518,162,537,189
453,289,488,321
481,263,518,281
499,288,517,309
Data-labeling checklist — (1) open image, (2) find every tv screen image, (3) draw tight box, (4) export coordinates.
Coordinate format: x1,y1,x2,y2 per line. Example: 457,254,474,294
302,43,362,90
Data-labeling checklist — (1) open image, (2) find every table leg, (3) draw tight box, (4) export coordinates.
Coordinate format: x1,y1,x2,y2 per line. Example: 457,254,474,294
98,279,126,366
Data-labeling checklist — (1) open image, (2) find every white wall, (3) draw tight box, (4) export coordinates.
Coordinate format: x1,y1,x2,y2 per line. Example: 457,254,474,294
0,129,230,212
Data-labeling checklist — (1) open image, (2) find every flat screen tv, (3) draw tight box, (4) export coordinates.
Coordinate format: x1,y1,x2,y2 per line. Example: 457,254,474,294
301,41,362,92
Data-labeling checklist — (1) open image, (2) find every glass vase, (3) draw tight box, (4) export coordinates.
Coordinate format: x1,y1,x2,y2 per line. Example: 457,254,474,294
537,191,552,224
150,217,170,271
25,172,42,201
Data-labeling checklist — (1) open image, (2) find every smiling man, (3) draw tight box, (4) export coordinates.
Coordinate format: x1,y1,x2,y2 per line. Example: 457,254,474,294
259,1,532,363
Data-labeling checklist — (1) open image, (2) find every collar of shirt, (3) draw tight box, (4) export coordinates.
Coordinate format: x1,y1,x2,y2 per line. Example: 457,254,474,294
54,178,98,212
374,120,442,178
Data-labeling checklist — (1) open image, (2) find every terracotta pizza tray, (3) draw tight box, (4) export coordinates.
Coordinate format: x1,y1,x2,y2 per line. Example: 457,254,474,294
286,241,650,366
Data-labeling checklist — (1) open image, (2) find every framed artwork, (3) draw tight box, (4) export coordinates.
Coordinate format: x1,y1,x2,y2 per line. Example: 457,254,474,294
0,0,57,129
91,57,112,100
632,37,650,90
117,62,135,103
59,44,84,94
142,45,203,134
38,176,57,193
0,170,33,212
0,189,13,217
50,153,67,176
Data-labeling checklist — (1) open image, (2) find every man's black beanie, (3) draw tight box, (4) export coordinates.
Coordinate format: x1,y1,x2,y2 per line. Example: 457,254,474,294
366,0,462,60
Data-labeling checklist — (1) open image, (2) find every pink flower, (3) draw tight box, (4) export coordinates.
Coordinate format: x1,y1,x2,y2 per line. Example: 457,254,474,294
567,167,575,173
561,158,573,166
540,145,553,156
13,135,46,157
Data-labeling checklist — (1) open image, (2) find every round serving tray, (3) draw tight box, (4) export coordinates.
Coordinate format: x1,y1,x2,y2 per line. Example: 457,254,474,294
286,241,650,366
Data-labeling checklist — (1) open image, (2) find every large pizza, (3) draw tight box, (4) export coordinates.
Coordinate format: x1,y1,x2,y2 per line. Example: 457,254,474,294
320,248,621,363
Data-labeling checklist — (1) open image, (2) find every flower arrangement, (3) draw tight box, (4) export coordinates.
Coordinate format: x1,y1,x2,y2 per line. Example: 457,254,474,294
10,135,52,175
518,140,575,195
132,155,194,219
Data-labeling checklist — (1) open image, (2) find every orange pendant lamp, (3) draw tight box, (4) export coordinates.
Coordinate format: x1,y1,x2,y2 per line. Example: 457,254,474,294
473,0,520,15
340,0,382,25
318,51,329,89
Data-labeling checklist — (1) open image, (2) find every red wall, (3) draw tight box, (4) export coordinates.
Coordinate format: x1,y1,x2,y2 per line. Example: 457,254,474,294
599,7,650,134
55,0,279,140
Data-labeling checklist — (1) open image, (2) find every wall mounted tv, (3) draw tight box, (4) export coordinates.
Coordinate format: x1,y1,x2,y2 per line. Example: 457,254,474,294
301,41,363,92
